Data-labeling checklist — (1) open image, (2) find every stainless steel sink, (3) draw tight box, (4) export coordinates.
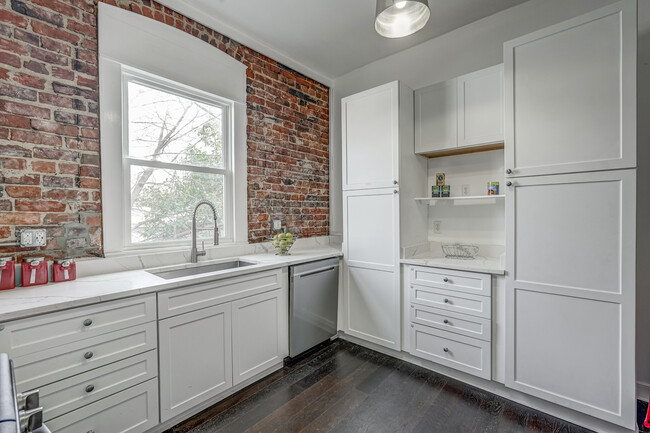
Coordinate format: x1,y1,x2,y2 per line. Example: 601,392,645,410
148,260,257,280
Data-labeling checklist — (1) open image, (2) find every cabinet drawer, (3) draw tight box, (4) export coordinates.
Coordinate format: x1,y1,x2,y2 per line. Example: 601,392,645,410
158,269,282,318
14,322,157,392
41,350,158,421
0,295,156,358
46,378,159,433
410,323,491,380
410,266,491,297
410,285,491,319
410,304,491,341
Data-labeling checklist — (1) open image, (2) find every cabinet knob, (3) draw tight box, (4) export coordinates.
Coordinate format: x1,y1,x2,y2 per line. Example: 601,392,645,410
393,180,398,185
411,324,414,328
84,351,93,360
83,319,92,327
443,319,449,324
506,169,512,174
506,181,513,187
85,385,95,393
443,298,449,304
393,190,398,194
443,347,449,353
410,305,414,309
443,277,449,283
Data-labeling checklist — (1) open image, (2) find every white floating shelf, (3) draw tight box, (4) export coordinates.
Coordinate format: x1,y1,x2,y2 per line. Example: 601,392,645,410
415,195,505,205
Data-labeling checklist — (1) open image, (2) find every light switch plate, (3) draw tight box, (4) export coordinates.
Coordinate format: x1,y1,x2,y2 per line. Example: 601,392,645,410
20,229,47,247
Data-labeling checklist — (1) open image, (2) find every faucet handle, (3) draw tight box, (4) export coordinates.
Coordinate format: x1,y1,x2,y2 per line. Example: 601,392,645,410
201,241,205,251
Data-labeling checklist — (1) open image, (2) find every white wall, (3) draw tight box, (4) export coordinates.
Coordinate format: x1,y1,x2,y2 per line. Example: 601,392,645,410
329,0,616,235
426,150,505,246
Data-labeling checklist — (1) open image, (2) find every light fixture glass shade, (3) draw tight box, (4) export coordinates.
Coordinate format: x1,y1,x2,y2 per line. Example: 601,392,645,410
375,0,430,38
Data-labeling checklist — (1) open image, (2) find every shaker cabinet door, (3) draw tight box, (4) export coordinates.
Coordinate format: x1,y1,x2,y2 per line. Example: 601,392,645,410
342,82,399,190
415,79,457,154
457,64,503,148
504,0,636,177
505,170,636,429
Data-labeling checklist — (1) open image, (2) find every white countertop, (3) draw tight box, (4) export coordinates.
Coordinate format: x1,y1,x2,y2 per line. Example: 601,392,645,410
0,248,342,322
401,254,505,275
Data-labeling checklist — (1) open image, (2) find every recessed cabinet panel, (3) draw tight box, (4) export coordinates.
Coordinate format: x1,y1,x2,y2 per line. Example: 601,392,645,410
345,190,397,268
159,303,232,422
514,176,622,294
457,65,503,147
347,266,400,349
505,1,636,176
342,82,398,190
232,290,287,386
415,79,457,153
513,290,621,415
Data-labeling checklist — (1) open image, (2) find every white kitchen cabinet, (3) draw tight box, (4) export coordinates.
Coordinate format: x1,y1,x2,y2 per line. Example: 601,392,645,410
504,0,636,178
505,169,636,429
343,188,400,350
159,303,233,422
341,81,427,351
415,65,503,155
232,289,288,386
46,378,159,433
457,64,503,147
342,81,400,190
415,79,457,153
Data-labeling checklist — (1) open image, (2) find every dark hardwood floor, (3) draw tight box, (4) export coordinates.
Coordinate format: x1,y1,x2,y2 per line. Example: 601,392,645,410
166,340,612,433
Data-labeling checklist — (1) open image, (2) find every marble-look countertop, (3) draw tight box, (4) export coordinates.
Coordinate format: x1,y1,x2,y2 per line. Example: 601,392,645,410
0,248,342,322
401,254,505,275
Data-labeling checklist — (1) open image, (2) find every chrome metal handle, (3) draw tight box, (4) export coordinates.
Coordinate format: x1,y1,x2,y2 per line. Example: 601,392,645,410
17,389,39,411
506,169,512,174
443,277,449,283
443,347,449,353
83,319,92,327
394,190,398,194
443,319,449,324
84,351,93,360
443,298,449,304
19,407,43,432
506,181,513,187
85,385,94,393
393,180,398,185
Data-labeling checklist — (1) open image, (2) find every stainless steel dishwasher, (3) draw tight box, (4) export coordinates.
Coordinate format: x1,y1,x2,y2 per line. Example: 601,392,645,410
289,258,339,358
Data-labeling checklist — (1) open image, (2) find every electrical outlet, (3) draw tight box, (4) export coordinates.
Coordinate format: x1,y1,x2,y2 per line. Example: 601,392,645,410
272,220,282,230
461,184,471,197
19,229,47,247
433,221,441,234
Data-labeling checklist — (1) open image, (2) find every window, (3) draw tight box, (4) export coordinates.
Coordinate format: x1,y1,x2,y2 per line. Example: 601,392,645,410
122,71,233,247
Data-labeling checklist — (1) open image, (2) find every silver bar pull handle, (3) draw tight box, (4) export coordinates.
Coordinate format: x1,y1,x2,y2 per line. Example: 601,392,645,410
295,265,337,278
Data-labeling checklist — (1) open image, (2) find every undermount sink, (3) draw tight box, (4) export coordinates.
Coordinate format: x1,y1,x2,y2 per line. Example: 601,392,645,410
147,260,258,280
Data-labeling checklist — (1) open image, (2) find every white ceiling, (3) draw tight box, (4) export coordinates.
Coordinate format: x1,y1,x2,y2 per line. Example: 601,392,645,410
157,0,529,83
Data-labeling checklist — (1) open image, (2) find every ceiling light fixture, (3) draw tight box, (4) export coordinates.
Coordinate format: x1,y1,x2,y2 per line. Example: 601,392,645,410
375,0,430,38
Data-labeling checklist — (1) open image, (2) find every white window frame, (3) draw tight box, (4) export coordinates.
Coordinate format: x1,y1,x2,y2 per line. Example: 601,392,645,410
98,3,248,256
121,68,235,248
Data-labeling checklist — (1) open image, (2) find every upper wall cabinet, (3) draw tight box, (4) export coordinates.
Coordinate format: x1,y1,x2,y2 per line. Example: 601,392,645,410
504,0,636,178
342,82,400,190
415,65,504,156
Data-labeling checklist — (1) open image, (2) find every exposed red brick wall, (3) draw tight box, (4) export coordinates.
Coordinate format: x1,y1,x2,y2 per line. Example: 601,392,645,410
0,0,329,259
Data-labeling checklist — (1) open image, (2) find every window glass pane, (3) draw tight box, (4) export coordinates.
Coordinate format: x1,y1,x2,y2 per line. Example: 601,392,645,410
127,81,224,169
130,165,225,244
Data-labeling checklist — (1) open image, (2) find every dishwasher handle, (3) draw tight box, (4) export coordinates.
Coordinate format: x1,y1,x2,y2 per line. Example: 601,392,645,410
294,264,338,279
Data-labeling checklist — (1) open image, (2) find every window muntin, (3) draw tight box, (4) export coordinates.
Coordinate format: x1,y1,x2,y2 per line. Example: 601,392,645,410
122,71,233,247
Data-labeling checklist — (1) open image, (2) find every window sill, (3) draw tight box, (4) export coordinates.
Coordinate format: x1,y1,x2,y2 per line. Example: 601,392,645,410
103,240,249,260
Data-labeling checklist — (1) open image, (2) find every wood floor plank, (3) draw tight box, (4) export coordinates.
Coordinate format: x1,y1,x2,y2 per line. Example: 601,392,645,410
169,340,605,433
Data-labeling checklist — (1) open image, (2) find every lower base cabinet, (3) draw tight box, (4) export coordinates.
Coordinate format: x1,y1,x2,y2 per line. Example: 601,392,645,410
46,378,159,433
158,274,288,423
159,303,233,422
232,290,288,386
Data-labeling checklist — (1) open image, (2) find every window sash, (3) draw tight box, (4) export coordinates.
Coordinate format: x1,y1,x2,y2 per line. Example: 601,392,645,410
121,69,234,249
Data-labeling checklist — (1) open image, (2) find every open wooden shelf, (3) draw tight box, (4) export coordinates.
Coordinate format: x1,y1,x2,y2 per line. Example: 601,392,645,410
418,142,504,159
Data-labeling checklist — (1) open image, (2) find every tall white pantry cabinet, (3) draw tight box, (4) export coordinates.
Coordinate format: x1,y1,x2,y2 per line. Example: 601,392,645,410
341,81,427,350
504,0,637,430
